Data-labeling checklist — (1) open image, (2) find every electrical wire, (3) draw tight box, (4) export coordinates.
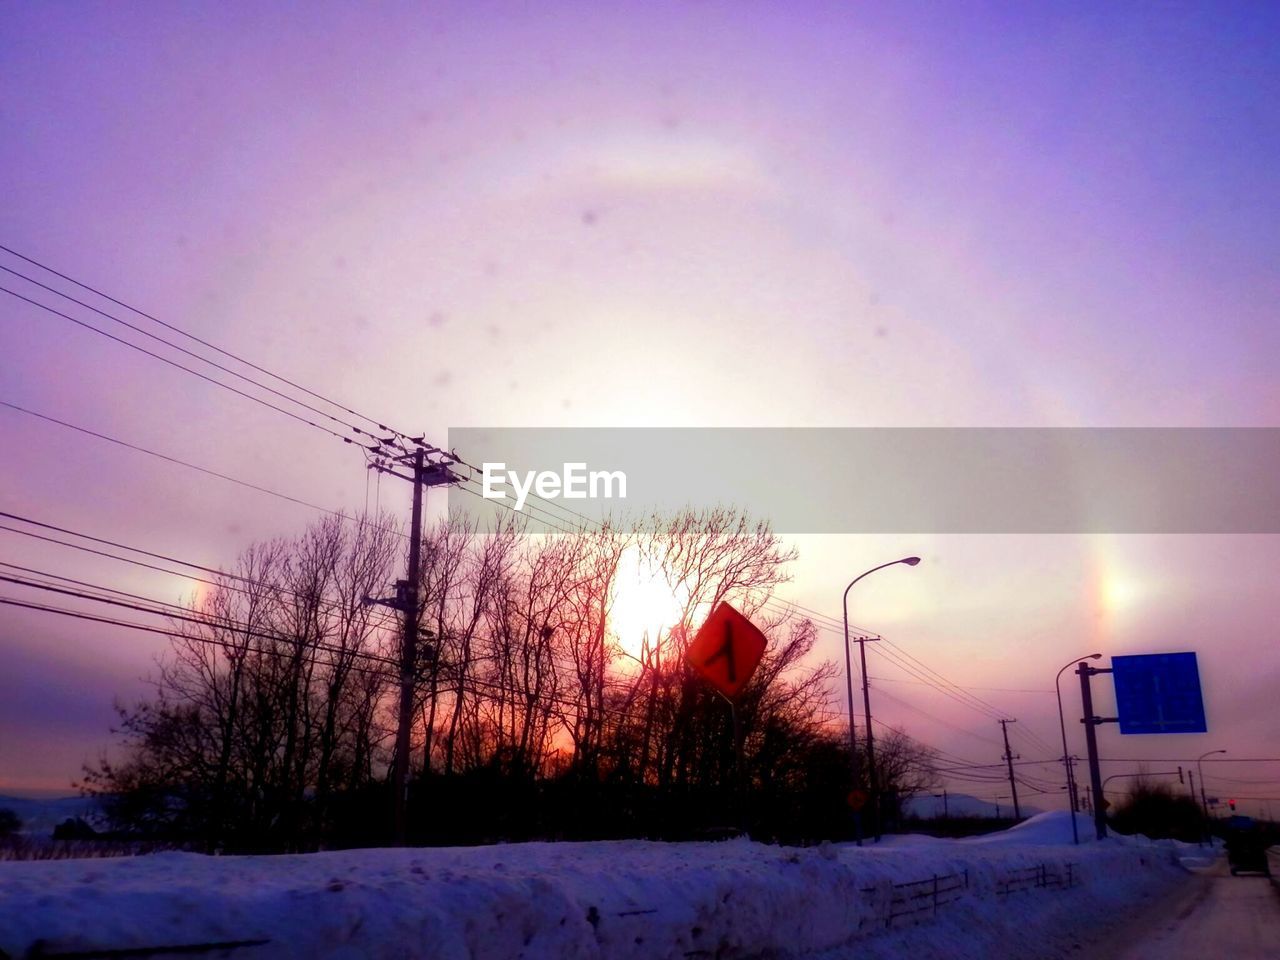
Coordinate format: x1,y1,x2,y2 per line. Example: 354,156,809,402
0,243,407,442
1,399,350,520
0,263,388,444
1,285,362,445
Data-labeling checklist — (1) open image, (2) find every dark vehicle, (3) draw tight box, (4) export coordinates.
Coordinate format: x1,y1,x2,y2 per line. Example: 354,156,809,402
1224,816,1271,876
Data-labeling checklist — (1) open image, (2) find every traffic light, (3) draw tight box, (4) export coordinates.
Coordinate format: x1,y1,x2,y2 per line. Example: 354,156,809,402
1228,798,1236,811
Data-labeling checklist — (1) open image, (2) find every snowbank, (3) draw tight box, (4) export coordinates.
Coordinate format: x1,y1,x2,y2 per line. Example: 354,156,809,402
0,813,1188,960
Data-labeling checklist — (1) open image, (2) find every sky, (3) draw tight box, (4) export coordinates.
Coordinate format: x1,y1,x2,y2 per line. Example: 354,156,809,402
2,2,1279,812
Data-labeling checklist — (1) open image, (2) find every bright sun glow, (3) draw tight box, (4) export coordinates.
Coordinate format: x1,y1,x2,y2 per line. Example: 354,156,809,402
609,545,689,663
1101,573,1142,616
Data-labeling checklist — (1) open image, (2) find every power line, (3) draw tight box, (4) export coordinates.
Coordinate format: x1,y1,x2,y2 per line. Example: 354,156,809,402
0,399,411,542
0,516,668,728
869,715,987,769
0,263,385,443
0,510,629,692
0,593,398,676
765,596,1068,763
2,490,1065,779
1,400,344,518
867,675,1053,695
2,245,599,533
873,686,1004,748
1,509,274,585
1100,757,1280,764
881,636,1008,719
868,644,1005,721
0,243,406,443
0,585,662,731
0,247,1084,772
1,284,357,445
784,602,1060,749
873,637,1057,757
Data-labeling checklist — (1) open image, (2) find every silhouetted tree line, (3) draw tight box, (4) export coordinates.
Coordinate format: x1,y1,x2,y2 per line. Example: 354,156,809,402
83,509,936,851
1108,778,1205,843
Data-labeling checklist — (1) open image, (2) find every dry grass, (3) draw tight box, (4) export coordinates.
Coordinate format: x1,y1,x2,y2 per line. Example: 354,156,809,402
0,838,168,861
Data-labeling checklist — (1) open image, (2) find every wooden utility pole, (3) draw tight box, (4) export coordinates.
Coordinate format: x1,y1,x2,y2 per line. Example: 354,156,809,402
365,444,458,846
392,448,426,845
999,719,1021,820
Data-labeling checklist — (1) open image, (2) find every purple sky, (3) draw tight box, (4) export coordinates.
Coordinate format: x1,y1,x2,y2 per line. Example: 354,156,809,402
3,3,1279,811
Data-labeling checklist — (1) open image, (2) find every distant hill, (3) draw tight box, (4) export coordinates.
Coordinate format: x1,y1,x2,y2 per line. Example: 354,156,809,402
904,793,1041,820
0,795,103,839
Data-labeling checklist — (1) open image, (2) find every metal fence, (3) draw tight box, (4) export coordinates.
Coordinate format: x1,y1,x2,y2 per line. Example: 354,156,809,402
995,862,1076,896
859,861,1080,930
859,869,970,930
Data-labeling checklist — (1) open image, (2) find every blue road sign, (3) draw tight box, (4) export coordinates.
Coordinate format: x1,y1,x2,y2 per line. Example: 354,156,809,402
1111,652,1207,735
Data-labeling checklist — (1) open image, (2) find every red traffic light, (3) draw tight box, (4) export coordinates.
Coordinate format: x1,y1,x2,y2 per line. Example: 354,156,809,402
1229,798,1237,810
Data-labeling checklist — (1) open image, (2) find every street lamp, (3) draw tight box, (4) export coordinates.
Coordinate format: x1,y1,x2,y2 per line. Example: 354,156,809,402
1101,769,1183,798
1056,653,1101,845
842,556,920,842
1197,748,1227,843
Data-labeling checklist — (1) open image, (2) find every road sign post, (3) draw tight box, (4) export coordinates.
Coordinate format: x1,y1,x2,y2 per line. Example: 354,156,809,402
686,603,769,836
1077,662,1115,840
1076,652,1210,842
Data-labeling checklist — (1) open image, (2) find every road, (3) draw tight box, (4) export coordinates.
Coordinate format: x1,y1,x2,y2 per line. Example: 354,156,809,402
1101,860,1280,960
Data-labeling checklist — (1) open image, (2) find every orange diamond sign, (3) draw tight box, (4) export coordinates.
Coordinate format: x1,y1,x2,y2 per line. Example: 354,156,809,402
685,602,768,701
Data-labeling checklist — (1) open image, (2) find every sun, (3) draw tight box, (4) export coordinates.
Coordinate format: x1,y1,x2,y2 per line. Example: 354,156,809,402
609,545,688,663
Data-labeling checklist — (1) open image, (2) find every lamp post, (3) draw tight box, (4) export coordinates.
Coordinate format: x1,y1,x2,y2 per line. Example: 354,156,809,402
1197,748,1226,844
1101,770,1182,798
842,556,920,842
1056,653,1101,845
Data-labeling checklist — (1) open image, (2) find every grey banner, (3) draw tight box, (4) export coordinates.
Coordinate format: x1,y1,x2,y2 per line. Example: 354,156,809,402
443,428,1280,534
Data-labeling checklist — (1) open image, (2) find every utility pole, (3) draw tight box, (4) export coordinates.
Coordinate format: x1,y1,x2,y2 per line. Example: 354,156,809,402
999,719,1021,820
858,634,880,839
365,444,459,846
393,448,426,846
1077,661,1116,840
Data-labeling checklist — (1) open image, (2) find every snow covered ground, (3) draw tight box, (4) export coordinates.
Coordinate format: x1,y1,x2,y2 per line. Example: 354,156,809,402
1094,861,1279,960
0,812,1194,960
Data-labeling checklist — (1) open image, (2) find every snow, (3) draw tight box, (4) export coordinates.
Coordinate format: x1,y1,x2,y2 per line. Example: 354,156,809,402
0,812,1193,959
961,810,1098,846
1098,861,1280,960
